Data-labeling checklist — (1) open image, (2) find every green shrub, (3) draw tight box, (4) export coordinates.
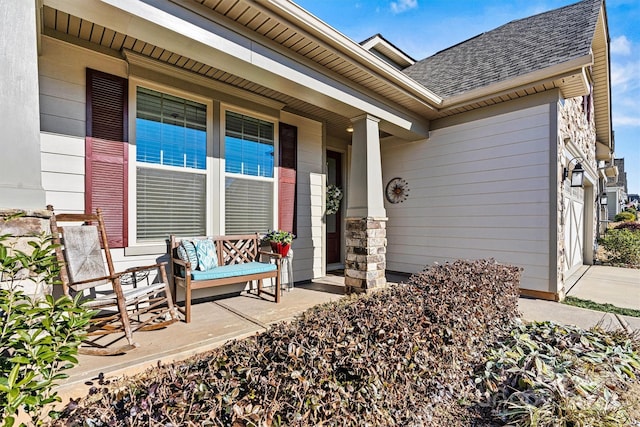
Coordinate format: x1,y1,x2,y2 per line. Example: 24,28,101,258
599,228,640,266
614,210,637,222
0,232,93,426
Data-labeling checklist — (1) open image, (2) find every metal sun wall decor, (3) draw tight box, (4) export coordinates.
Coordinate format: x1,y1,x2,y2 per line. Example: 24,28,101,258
385,177,410,204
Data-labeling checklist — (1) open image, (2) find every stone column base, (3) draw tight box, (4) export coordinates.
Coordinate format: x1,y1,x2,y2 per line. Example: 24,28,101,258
344,217,387,294
0,208,54,299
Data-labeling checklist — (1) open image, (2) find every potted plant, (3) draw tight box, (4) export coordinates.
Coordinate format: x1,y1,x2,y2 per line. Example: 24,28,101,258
263,229,295,256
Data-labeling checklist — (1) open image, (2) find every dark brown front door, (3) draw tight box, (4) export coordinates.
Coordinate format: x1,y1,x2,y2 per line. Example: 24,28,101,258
326,150,342,265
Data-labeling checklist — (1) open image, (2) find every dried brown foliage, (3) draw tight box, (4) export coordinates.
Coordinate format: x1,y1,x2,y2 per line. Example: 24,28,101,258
54,259,521,426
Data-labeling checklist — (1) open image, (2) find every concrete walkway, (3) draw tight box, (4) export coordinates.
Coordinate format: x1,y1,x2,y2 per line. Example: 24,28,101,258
519,264,640,332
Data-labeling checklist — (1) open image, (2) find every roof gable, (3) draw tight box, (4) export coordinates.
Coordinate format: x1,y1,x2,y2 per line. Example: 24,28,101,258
403,0,602,98
360,33,416,69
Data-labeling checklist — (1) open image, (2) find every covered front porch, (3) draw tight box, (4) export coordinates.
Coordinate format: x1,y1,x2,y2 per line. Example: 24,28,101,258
54,271,409,405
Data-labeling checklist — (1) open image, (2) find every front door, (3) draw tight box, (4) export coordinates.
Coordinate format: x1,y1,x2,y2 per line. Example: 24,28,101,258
326,150,342,265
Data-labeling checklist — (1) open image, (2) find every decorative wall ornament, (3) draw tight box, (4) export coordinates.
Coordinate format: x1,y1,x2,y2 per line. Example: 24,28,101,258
385,177,410,204
326,185,343,215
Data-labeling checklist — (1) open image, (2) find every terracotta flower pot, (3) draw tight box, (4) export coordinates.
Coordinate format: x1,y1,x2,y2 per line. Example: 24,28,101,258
270,241,290,257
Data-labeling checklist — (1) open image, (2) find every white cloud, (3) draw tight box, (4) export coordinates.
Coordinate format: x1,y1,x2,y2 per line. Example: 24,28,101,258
613,114,640,127
390,0,418,14
611,60,640,90
611,35,632,55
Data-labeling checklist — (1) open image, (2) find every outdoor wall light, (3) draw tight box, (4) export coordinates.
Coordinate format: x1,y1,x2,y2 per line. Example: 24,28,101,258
600,192,608,206
563,157,585,188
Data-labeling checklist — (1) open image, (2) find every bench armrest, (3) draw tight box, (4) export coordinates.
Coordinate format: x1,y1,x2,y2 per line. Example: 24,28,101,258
171,257,192,270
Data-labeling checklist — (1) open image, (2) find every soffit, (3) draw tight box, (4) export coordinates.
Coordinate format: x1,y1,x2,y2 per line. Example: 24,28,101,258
184,0,439,118
41,4,356,138
590,7,612,148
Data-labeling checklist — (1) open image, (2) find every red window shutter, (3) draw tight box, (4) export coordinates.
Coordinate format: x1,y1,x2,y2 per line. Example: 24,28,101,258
279,123,297,235
86,68,128,248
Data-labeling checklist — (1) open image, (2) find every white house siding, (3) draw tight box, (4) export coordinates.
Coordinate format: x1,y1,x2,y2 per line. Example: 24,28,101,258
39,36,127,213
38,36,323,291
382,102,554,292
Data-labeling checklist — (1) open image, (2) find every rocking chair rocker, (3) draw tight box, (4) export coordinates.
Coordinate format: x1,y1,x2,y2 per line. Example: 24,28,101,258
48,206,179,355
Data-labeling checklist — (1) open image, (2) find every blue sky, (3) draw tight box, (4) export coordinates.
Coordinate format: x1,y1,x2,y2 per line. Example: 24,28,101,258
294,0,639,195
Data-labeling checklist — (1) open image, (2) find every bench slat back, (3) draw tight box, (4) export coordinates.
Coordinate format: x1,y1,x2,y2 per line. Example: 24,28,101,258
170,234,261,267
217,235,258,265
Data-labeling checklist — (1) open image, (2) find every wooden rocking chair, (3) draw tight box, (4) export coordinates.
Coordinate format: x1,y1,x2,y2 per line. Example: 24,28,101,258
48,206,179,355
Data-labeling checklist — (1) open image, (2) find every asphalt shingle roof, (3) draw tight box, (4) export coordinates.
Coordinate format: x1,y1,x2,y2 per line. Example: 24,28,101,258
403,0,602,98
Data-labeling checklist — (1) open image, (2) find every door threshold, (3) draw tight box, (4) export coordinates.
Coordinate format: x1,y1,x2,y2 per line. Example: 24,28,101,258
326,263,344,272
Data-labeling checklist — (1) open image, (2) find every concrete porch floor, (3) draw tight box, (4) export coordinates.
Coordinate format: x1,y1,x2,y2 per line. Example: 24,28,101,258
55,272,409,405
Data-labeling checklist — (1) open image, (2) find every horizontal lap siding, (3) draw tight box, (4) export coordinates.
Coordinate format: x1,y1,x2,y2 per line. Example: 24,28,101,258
39,36,126,214
383,103,552,291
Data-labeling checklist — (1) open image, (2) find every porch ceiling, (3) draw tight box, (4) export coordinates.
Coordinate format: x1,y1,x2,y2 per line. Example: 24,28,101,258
42,4,359,139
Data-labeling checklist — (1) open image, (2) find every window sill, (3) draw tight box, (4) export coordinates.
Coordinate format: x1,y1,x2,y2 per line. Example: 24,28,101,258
124,243,167,257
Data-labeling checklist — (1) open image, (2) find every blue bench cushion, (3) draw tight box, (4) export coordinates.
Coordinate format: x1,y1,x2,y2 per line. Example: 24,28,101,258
190,262,277,280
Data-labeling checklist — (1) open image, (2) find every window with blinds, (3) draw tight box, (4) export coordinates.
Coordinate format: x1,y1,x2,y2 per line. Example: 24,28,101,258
136,168,206,240
135,87,207,241
225,111,274,177
136,87,206,169
225,111,275,234
225,178,273,234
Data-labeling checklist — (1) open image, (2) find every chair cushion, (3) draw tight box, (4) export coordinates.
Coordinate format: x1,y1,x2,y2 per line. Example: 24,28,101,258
177,240,199,268
195,239,218,271
190,262,276,280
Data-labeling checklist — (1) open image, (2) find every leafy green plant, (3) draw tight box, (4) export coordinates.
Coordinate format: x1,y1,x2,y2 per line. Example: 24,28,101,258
599,228,640,266
0,232,93,426
476,321,640,426
614,210,636,222
262,229,295,244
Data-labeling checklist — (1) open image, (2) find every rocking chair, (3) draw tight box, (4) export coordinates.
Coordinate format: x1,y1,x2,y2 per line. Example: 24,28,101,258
48,206,179,355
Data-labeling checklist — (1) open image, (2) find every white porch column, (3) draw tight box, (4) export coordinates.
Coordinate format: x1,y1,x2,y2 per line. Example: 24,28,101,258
0,0,45,209
344,114,388,293
346,115,386,219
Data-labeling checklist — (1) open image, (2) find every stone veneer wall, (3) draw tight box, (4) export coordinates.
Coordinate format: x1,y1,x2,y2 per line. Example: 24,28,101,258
344,217,387,293
556,96,597,293
0,208,53,298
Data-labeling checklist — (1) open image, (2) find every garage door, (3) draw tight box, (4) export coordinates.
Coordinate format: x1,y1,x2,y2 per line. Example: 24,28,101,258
563,186,585,274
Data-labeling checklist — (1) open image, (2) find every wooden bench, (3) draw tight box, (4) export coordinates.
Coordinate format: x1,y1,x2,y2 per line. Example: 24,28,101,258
170,234,282,323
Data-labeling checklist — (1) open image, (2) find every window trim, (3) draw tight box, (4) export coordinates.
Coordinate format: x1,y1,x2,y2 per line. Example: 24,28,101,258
128,77,214,246
220,103,279,235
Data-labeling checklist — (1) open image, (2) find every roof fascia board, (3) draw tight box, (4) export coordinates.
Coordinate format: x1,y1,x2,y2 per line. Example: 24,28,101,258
256,0,442,106
360,35,416,67
44,0,429,138
440,55,593,110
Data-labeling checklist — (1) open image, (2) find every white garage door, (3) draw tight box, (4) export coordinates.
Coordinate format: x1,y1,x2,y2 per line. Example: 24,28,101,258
563,186,585,274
